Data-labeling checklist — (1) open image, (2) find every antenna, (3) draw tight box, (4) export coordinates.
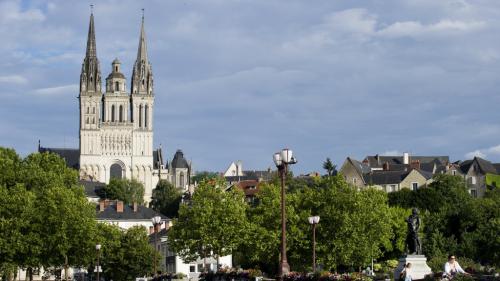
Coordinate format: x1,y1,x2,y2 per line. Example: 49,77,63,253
141,8,145,21
90,4,94,14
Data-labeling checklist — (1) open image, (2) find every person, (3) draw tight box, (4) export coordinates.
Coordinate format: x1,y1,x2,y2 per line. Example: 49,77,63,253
443,255,469,279
400,263,412,281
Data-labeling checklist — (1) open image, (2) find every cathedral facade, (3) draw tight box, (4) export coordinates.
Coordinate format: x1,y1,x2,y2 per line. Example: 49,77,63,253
71,12,191,202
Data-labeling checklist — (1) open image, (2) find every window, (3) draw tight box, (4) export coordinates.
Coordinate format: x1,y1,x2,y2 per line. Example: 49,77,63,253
452,170,456,175
115,66,118,72
119,105,123,122
412,182,418,191
470,176,477,185
198,264,204,273
92,107,95,114
145,105,149,128
115,81,119,91
139,105,143,127
179,172,184,188
353,178,357,184
111,105,115,122
86,117,89,124
390,184,397,192
87,107,89,114
470,189,477,198
189,265,196,273
92,117,95,124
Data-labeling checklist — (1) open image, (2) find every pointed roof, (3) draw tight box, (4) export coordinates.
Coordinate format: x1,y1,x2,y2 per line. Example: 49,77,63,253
136,15,148,64
86,12,97,58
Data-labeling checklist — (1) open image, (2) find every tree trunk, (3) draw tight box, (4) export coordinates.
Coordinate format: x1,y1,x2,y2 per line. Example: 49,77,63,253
65,255,69,281
27,267,33,281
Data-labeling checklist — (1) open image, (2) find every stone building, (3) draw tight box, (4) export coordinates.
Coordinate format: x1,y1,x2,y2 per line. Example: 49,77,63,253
39,12,192,203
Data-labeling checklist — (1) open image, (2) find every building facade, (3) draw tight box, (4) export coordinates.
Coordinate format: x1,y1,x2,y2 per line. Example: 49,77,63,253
78,12,158,202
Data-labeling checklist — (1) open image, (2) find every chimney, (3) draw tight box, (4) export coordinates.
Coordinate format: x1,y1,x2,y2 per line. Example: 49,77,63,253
99,200,105,212
383,162,390,171
116,200,124,213
133,202,138,212
410,160,421,170
375,154,380,165
403,152,410,165
149,226,154,235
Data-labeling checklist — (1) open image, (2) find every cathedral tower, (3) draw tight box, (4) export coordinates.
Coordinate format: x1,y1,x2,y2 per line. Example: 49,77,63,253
79,12,157,203
79,12,102,155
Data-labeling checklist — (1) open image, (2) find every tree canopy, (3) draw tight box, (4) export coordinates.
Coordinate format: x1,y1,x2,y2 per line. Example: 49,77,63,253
103,178,145,204
150,180,182,218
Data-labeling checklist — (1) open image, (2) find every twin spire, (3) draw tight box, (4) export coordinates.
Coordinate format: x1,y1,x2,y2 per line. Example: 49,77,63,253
81,9,152,96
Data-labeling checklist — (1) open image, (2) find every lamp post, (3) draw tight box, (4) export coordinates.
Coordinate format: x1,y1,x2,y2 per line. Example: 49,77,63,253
308,216,320,272
152,215,162,277
95,244,101,281
273,148,297,279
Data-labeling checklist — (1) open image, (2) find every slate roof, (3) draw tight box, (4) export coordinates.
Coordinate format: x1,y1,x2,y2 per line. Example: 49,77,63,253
96,202,168,221
38,146,80,170
153,148,164,169
460,157,498,175
171,150,189,169
363,170,408,185
80,180,105,198
364,155,449,168
348,157,371,174
494,164,500,174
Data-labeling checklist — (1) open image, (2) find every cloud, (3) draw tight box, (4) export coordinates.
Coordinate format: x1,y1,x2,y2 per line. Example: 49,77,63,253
378,19,485,38
0,75,28,84
465,144,500,159
33,84,79,96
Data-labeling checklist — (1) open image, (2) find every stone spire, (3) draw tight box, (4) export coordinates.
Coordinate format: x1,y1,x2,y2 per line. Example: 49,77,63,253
131,11,153,95
80,11,101,94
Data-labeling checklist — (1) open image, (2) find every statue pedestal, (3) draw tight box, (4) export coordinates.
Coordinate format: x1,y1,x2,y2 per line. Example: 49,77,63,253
394,255,432,280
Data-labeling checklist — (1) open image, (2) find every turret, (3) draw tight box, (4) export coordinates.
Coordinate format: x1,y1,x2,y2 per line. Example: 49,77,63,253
131,14,153,96
80,12,101,94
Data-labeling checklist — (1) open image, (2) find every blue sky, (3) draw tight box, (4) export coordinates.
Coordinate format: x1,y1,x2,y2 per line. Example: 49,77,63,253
1,0,499,173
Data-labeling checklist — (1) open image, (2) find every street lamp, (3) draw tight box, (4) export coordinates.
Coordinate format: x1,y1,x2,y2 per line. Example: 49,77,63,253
95,244,101,281
152,215,162,277
308,216,320,272
273,148,297,279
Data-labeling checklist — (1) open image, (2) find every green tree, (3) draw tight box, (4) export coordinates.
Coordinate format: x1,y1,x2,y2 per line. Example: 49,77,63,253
150,180,182,218
20,152,79,191
98,224,156,281
104,178,145,204
168,179,248,269
0,147,22,189
191,171,219,184
322,158,336,177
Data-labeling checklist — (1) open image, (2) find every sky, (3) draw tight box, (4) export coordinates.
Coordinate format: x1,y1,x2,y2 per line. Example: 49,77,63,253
1,0,500,173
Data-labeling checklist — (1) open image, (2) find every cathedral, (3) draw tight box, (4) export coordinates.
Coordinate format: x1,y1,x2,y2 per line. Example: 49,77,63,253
39,12,191,203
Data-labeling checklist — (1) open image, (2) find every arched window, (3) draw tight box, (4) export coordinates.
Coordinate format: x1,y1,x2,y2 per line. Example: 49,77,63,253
139,105,143,128
111,105,115,122
179,172,184,188
87,107,89,114
115,66,118,72
115,81,119,91
92,117,95,124
110,163,122,179
86,117,89,124
92,107,95,114
119,105,123,122
144,105,148,128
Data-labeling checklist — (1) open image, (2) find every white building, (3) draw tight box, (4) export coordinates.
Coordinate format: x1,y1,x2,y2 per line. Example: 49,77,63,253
39,12,192,203
151,227,232,278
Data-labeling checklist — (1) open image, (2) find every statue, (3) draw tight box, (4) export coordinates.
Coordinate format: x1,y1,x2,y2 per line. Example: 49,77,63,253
406,208,422,255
